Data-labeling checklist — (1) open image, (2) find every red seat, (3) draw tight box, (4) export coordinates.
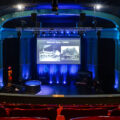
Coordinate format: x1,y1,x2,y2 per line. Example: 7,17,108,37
111,109,120,116
9,108,56,120
61,108,108,120
0,117,49,120
0,105,7,117
70,116,120,120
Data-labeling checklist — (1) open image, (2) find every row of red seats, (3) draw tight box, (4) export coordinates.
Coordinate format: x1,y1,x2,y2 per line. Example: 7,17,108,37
1,103,120,120
1,103,118,111
1,116,120,120
0,118,49,120
70,116,120,120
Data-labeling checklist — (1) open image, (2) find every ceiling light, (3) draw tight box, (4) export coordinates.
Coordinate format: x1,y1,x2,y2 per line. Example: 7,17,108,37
1,18,5,21
17,4,25,10
94,4,102,10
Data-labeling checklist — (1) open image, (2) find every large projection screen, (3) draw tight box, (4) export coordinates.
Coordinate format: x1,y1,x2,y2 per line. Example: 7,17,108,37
37,38,81,64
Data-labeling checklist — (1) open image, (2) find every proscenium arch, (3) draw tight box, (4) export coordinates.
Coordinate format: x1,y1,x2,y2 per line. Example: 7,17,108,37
0,8,120,90
0,9,120,28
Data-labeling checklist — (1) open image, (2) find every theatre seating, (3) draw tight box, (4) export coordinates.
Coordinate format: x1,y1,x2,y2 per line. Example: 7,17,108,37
0,103,120,120
61,108,108,120
0,118,49,120
70,116,120,120
110,109,120,116
0,105,7,117
9,108,56,120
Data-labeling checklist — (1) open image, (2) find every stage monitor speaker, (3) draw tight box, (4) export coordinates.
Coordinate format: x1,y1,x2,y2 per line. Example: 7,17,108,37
3,38,20,86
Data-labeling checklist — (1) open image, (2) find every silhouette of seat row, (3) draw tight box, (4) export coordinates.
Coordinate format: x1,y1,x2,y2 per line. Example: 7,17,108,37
61,108,108,120
2,103,58,109
9,108,57,120
1,103,120,120
70,116,120,120
0,117,49,120
0,105,7,117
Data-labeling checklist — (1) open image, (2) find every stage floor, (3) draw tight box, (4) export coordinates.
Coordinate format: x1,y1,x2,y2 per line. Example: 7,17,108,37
36,83,93,96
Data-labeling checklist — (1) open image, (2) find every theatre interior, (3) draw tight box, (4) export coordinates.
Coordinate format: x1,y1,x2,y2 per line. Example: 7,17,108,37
1,0,120,120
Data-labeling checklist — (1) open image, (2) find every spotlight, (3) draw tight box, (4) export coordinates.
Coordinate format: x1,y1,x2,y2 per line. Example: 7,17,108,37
66,31,70,34
73,31,76,34
52,0,58,11
50,81,53,84
61,31,64,34
63,81,66,85
94,4,102,10
57,81,59,84
1,18,5,21
17,4,25,10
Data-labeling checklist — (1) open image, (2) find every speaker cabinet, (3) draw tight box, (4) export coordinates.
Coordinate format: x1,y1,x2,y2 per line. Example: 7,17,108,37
80,13,86,22
31,13,37,26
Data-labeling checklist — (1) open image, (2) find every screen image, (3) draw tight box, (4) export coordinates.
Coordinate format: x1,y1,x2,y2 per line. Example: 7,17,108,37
37,38,80,64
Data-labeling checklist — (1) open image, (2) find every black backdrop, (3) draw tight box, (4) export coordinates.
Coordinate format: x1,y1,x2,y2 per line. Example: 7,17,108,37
2,36,116,93
3,38,20,86
98,38,115,93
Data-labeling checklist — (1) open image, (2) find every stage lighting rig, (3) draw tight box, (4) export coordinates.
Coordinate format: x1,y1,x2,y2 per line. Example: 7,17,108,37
52,0,58,11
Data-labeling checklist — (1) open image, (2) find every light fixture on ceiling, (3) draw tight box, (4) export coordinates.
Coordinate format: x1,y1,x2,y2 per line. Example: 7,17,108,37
17,4,25,10
94,4,102,10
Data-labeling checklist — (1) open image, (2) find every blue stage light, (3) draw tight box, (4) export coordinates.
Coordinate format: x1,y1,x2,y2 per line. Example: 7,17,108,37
56,76,60,84
87,64,95,79
50,80,53,84
61,31,64,34
0,69,3,87
114,70,119,89
69,65,78,75
73,31,76,34
66,31,70,34
63,81,66,85
83,33,86,37
22,64,30,80
60,65,68,74
50,65,57,75
37,64,48,75
57,80,59,84
63,74,67,85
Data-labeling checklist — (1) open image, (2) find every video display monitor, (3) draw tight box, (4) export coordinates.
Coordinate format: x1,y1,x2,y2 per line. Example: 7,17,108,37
37,38,81,64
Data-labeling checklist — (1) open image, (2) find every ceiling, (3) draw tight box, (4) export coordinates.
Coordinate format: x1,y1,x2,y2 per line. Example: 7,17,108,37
0,0,119,6
0,0,120,18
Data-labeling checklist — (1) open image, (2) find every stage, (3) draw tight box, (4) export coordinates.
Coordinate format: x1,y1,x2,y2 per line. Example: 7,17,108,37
36,84,92,96
0,2,119,101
